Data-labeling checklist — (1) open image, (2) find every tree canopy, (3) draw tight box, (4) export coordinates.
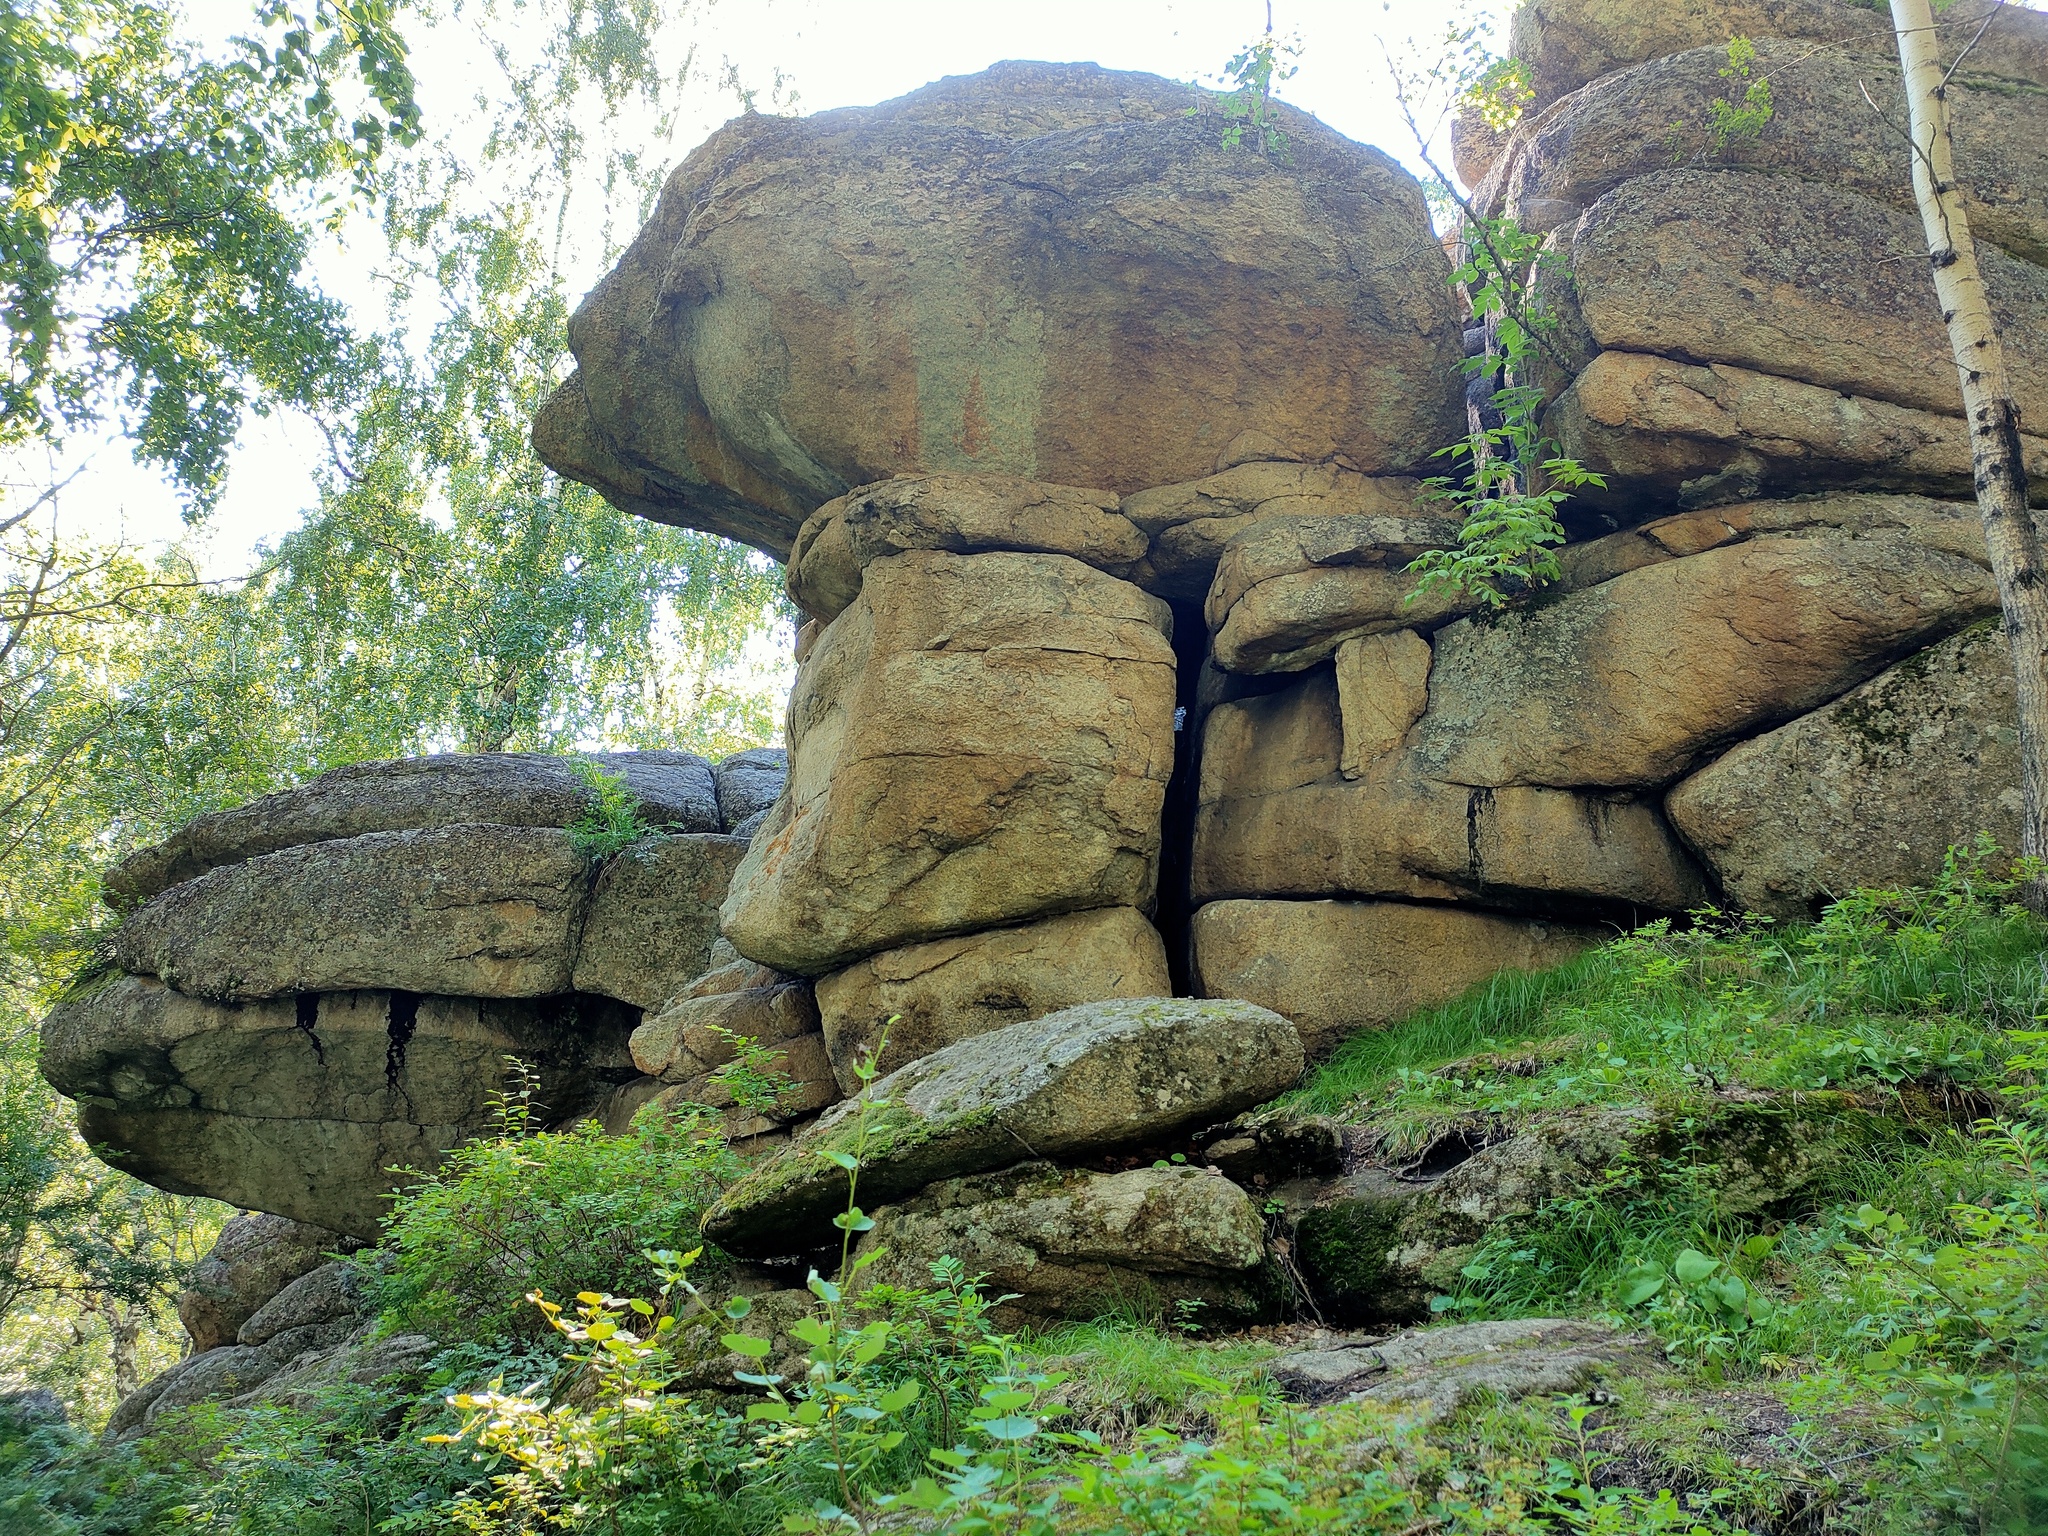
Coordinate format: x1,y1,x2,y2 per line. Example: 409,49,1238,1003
0,0,789,1415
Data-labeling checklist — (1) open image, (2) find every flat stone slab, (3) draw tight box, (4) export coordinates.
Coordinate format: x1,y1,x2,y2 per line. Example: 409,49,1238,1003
703,997,1304,1255
112,825,591,1001
1271,1317,1653,1421
103,751,726,910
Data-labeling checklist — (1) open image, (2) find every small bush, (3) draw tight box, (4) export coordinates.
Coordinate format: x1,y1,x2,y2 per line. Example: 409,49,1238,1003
364,1079,742,1343
566,759,658,862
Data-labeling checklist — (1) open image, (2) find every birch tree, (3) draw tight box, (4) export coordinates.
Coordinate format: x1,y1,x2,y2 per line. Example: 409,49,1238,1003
1889,0,2048,909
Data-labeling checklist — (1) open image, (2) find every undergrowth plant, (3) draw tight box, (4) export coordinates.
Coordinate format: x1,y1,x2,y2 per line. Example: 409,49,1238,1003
567,760,659,862
1404,215,1606,609
362,1063,743,1340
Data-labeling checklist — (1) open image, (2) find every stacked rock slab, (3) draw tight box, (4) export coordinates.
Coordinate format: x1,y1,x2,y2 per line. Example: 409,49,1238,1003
725,474,1184,1077
1186,0,2036,1045
42,749,787,1239
705,998,1306,1323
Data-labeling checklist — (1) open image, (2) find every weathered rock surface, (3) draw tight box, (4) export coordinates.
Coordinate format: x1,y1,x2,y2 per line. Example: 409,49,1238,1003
1549,351,2048,512
1559,173,2048,432
814,907,1172,1091
102,751,724,912
1334,630,1433,779
1507,0,2048,115
106,1323,436,1440
1203,513,1464,675
1192,900,1599,1057
1120,461,1431,604
235,1260,366,1347
1192,669,1710,911
720,551,1177,974
112,826,591,1001
177,1212,359,1354
704,998,1305,1255
854,1162,1272,1325
712,749,789,832
1284,1098,1895,1321
1270,1317,1653,1421
788,475,1147,623
1409,529,2000,789
1669,623,2022,917
572,834,752,1008
1480,41,2048,264
43,974,634,1237
629,980,820,1083
538,61,1464,554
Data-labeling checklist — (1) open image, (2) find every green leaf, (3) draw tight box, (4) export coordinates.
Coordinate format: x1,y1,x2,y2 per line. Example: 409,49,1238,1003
1673,1249,1720,1286
819,1149,860,1172
723,1333,774,1358
877,1380,920,1413
978,1415,1039,1442
1617,1262,1668,1307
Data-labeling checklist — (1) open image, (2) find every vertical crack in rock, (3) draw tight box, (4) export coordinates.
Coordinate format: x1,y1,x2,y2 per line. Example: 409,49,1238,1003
1466,787,1495,890
293,994,326,1064
385,991,421,1118
1158,598,1208,993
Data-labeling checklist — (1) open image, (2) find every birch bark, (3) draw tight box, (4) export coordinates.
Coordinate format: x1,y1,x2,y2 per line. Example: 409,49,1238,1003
1890,0,2048,907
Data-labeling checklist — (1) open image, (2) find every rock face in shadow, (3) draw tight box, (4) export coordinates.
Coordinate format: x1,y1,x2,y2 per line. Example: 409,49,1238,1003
42,974,636,1238
534,60,1464,556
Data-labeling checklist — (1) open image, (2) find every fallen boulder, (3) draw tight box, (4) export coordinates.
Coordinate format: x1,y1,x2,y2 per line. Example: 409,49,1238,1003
1270,1317,1653,1422
854,1161,1274,1325
704,997,1305,1255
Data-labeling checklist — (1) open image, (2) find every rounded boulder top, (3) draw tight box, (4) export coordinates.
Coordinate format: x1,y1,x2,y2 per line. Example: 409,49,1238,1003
535,59,1465,559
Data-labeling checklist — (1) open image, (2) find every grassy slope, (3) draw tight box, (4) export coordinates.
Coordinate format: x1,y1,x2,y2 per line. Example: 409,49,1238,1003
5,865,2045,1533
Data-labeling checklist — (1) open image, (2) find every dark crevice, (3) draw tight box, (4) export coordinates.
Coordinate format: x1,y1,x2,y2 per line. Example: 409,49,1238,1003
385,991,420,1111
1395,1125,1501,1183
1157,598,1210,993
293,994,325,1064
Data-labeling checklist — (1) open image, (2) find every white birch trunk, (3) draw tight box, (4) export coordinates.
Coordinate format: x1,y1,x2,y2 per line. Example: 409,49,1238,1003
1891,0,2048,907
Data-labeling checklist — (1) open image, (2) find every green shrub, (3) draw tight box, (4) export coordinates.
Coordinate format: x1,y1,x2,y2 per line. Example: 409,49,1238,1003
566,759,659,862
364,1079,743,1343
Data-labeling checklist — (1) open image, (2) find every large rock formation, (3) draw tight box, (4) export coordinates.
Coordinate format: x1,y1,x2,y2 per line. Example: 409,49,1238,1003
534,61,1465,556
44,750,786,1238
44,24,2043,1379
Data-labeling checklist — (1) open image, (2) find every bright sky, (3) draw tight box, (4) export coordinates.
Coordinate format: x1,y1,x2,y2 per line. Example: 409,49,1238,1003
37,0,1512,575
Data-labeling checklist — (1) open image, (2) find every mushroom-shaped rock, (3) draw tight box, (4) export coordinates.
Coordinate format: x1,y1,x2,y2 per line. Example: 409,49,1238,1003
703,997,1305,1256
535,60,1464,555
